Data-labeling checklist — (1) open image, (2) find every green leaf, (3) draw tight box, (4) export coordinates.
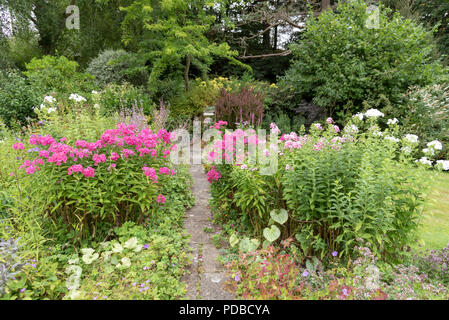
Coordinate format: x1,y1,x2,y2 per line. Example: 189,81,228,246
263,225,281,243
229,234,239,247
270,209,288,225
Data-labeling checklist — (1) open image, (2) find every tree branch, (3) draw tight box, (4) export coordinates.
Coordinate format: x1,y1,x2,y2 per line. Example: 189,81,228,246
238,50,291,59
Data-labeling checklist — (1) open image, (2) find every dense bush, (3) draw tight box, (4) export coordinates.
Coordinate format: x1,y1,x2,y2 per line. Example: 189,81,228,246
281,0,445,118
87,49,148,87
0,70,41,127
10,121,178,242
207,115,428,261
23,55,95,96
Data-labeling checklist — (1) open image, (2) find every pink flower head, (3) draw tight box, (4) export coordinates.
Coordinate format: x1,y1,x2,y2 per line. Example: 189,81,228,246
156,194,166,204
92,153,107,166
110,152,119,161
13,143,24,150
142,167,157,183
326,117,334,124
82,166,95,178
333,125,340,133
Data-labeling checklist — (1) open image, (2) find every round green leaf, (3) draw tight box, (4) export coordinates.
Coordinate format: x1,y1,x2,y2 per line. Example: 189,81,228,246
263,225,281,243
270,209,288,225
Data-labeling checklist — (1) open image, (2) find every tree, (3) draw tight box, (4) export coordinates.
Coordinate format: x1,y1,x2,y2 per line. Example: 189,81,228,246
281,0,445,117
116,0,247,94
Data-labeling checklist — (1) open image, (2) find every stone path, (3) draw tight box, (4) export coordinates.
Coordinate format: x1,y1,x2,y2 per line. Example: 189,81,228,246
182,164,234,300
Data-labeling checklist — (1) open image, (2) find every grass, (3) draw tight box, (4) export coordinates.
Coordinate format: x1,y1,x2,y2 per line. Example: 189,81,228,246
418,170,449,250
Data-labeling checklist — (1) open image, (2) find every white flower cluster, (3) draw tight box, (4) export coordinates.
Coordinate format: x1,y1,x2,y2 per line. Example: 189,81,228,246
384,136,400,143
69,93,87,102
436,160,449,171
365,109,385,118
416,157,432,166
344,124,359,134
387,118,398,125
427,140,443,151
404,134,419,144
35,95,57,114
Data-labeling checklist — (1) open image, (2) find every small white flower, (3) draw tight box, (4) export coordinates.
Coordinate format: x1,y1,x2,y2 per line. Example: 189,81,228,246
93,103,100,109
344,124,359,134
365,109,385,118
385,136,400,143
422,148,435,156
436,160,449,171
401,146,412,154
91,90,99,95
353,113,364,121
69,93,87,102
240,164,247,170
404,134,419,143
43,96,56,104
387,118,398,125
416,157,432,166
47,107,57,114
427,140,443,151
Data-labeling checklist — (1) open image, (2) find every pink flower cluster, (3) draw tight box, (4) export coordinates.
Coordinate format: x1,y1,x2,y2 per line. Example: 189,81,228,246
210,120,228,130
206,166,222,183
13,123,176,180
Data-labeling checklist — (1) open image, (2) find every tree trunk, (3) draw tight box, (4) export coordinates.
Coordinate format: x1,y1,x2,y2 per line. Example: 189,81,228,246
322,0,330,11
184,54,191,91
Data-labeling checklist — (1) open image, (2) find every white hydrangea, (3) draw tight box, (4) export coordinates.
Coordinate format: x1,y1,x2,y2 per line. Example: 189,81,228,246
69,93,87,102
436,160,449,171
353,113,364,121
387,118,398,125
404,134,419,143
427,140,443,151
365,109,385,118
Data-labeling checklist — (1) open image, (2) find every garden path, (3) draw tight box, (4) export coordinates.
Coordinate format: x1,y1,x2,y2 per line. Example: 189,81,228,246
182,163,234,300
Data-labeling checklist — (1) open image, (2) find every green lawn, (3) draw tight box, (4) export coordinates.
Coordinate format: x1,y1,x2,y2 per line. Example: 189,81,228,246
418,171,449,250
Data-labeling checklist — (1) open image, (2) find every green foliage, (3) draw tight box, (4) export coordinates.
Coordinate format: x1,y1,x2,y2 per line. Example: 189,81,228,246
282,0,445,117
87,49,148,87
209,117,429,261
23,55,95,96
116,0,248,96
0,70,42,127
387,84,449,160
97,82,153,116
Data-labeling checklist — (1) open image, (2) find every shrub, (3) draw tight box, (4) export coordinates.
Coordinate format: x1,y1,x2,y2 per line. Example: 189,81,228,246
0,70,42,127
282,0,445,118
387,84,449,160
215,87,265,128
87,49,148,87
23,55,95,96
207,115,428,261
10,122,178,242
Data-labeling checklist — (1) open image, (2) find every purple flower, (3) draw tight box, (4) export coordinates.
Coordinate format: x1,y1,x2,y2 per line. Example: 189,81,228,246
20,288,26,293
332,251,338,257
144,244,149,249
342,288,348,296
302,270,309,277
234,275,240,282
